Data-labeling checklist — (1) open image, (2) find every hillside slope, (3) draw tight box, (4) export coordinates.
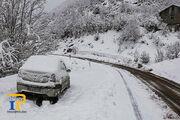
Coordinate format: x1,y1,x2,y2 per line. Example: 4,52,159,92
54,30,180,84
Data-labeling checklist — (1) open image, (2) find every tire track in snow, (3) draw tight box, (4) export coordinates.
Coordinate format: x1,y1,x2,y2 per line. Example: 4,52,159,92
55,54,180,115
117,70,143,120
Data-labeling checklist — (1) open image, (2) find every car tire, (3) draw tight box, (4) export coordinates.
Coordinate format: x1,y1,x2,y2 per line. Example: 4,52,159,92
67,79,70,89
49,97,59,104
36,97,43,107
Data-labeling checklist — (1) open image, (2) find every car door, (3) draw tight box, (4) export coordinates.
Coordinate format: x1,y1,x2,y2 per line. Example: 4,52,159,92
60,62,68,90
62,63,69,85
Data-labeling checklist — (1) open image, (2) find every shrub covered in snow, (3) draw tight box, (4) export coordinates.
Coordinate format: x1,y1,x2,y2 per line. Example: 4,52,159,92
134,51,139,63
93,7,100,15
166,42,180,60
119,2,135,14
112,16,127,31
0,40,18,66
153,37,164,48
137,63,143,68
140,51,150,64
140,15,160,32
177,32,180,40
94,33,100,41
120,20,141,42
155,49,164,62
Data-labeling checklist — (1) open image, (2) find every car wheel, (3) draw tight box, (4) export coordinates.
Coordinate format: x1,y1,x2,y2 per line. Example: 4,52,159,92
36,97,43,107
67,83,70,89
67,80,70,89
49,97,59,104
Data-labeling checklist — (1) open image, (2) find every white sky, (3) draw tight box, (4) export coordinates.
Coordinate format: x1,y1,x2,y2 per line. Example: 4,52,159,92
45,0,67,11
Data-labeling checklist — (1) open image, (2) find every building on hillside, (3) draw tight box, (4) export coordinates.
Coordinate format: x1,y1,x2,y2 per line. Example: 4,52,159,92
159,3,180,31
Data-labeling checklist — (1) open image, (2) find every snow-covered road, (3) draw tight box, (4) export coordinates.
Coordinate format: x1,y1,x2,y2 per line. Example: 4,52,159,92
0,57,173,120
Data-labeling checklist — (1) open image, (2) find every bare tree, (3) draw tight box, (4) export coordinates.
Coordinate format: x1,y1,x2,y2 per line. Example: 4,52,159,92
0,0,45,69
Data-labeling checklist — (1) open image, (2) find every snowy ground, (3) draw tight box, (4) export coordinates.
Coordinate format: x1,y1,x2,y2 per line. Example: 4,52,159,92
148,58,180,84
54,30,180,85
0,56,178,120
55,30,180,64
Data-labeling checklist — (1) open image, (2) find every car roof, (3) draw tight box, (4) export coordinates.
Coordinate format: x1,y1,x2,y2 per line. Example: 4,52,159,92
20,55,63,73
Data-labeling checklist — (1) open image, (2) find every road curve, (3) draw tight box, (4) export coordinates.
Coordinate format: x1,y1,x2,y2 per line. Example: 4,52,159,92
54,54,180,115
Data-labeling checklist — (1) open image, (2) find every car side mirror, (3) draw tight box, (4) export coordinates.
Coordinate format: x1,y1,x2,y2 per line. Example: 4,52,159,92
67,69,71,73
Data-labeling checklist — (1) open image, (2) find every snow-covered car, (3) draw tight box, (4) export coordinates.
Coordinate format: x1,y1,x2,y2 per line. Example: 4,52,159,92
17,55,70,103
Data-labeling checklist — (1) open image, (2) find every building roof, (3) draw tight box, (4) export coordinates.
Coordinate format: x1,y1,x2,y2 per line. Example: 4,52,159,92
159,2,180,13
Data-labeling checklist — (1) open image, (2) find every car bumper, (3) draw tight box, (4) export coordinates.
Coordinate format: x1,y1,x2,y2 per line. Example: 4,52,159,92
17,82,62,97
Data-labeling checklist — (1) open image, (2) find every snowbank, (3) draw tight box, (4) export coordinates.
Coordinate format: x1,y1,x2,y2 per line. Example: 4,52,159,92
0,74,17,94
149,58,180,84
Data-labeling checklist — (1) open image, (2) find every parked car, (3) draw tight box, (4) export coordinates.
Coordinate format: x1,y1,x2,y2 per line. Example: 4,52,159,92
17,55,70,105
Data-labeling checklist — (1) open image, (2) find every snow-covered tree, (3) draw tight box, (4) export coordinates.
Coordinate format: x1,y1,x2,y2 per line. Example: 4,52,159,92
166,42,180,60
140,51,150,64
155,49,164,62
0,0,46,72
0,40,17,69
120,20,141,42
